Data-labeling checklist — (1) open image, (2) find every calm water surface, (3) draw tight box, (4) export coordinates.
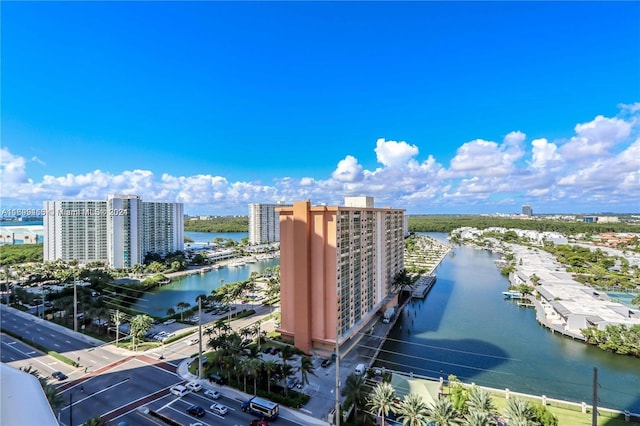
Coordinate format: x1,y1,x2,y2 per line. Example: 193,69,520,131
378,233,640,412
132,231,273,316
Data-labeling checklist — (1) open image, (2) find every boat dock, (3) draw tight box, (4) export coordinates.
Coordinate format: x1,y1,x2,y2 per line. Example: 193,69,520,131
412,274,437,299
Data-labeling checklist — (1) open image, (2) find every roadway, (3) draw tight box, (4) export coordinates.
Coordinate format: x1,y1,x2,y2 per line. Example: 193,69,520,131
1,303,335,425
0,333,80,383
0,304,126,373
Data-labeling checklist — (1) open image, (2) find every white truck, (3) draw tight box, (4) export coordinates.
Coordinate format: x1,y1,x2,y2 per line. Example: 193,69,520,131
382,306,396,323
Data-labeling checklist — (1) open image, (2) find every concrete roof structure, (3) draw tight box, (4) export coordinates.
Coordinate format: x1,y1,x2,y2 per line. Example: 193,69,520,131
0,363,58,426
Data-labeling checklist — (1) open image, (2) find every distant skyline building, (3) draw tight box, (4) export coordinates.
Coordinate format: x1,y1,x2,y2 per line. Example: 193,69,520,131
44,195,183,268
522,205,533,216
277,196,405,354
248,202,290,245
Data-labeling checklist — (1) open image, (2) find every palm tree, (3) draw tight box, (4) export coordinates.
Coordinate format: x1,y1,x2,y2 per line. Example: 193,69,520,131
279,345,296,372
240,327,253,342
166,307,176,317
392,269,415,297
83,415,108,426
466,386,495,415
299,355,316,388
176,301,191,321
368,382,396,426
130,314,153,351
341,373,368,424
279,363,296,396
263,360,278,394
248,358,261,395
463,410,496,426
427,397,462,426
396,393,430,426
239,359,250,393
42,384,64,409
111,310,125,345
503,398,538,426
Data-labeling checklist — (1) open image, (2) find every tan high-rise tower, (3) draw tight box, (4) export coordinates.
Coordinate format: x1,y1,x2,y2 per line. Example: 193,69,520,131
277,197,404,354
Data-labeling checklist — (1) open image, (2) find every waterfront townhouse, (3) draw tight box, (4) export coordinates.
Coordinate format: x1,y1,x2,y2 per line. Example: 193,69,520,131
507,243,640,336
277,196,405,354
44,195,183,268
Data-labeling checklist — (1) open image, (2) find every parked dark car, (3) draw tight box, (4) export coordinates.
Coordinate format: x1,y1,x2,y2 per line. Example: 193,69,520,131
186,405,205,417
208,373,226,385
321,358,332,368
263,346,273,354
250,420,269,426
51,371,68,380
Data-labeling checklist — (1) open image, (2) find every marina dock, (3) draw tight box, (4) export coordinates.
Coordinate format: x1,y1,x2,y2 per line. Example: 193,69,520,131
411,274,437,299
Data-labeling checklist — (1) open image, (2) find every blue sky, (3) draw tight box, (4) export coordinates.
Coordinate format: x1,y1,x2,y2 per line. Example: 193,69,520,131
2,1,639,215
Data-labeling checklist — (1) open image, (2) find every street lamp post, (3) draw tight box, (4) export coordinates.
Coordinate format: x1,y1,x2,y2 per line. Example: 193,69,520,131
69,385,84,426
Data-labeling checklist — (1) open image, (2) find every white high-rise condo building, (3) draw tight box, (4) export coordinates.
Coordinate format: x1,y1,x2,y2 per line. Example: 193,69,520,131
248,202,291,245
44,195,184,268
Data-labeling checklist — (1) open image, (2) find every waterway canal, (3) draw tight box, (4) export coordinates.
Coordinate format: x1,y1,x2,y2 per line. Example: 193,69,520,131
377,233,640,413
131,231,281,316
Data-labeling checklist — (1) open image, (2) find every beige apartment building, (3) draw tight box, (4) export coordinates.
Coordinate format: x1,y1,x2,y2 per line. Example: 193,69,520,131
277,196,405,354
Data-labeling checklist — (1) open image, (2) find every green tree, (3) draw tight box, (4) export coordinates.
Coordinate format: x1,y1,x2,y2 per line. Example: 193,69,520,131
42,384,65,409
463,410,496,426
83,415,109,426
503,398,538,426
466,386,495,415
130,314,153,351
368,382,396,426
426,397,462,426
532,403,558,426
263,360,278,394
341,373,368,424
248,358,261,395
176,301,191,321
396,393,430,426
299,355,316,387
111,310,125,345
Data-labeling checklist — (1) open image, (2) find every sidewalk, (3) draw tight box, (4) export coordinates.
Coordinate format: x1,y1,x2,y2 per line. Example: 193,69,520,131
176,357,331,426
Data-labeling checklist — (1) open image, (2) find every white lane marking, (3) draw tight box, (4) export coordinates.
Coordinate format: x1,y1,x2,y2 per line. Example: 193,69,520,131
101,385,175,421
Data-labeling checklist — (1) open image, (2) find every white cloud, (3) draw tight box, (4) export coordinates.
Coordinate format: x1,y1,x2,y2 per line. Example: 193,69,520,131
560,115,632,162
374,138,419,168
449,132,525,178
618,102,640,114
530,138,562,169
1,147,29,185
331,155,363,182
1,103,639,214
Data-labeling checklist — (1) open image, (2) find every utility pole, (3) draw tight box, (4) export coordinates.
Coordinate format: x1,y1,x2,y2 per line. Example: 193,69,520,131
198,298,203,380
592,367,598,426
335,307,341,426
73,267,78,333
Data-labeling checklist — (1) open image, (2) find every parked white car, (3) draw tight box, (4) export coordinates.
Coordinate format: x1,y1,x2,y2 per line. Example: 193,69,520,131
186,381,202,392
